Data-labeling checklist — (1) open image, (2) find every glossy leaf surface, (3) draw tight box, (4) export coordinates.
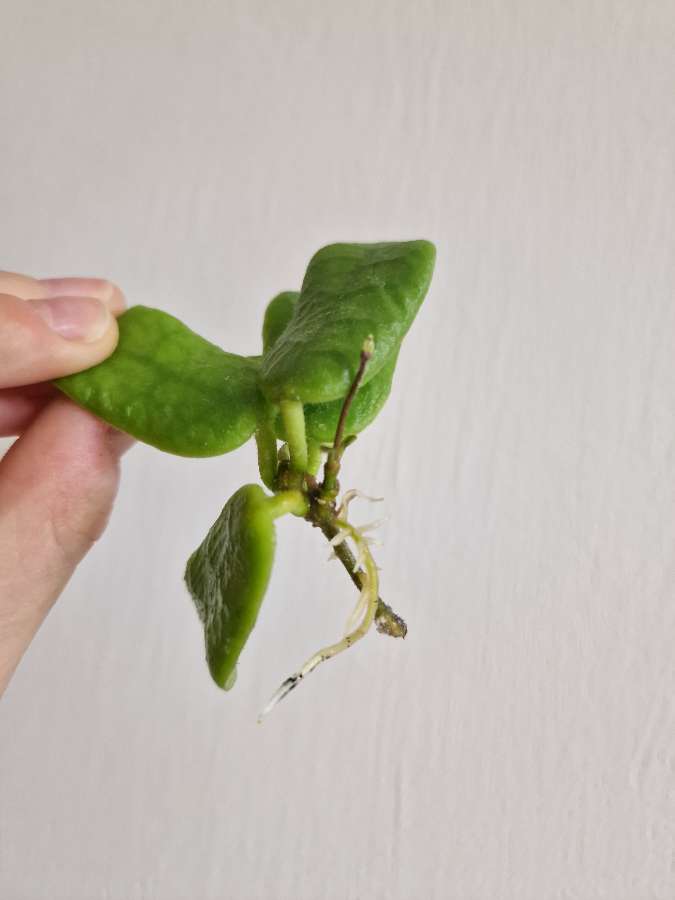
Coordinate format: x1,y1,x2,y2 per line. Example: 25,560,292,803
184,484,276,689
56,306,263,457
260,240,435,404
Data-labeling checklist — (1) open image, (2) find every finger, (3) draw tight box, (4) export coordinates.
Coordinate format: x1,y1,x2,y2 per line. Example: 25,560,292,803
0,384,58,436
39,277,126,315
0,292,119,388
0,398,133,695
0,271,54,300
0,271,126,315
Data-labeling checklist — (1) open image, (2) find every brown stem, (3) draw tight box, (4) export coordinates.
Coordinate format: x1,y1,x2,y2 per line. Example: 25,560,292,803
290,336,406,638
309,505,407,639
321,337,373,498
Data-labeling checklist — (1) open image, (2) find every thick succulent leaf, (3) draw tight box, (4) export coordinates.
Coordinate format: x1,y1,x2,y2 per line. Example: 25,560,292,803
260,240,435,404
305,350,399,442
262,291,299,353
276,351,399,443
261,288,399,440
184,484,276,689
56,306,263,457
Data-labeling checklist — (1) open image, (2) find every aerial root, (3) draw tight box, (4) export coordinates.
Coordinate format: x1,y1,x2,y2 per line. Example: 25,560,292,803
336,489,383,520
258,513,381,722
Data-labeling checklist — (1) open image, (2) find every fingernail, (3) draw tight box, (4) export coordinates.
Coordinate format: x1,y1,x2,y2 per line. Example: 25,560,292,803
28,296,112,342
39,278,125,314
39,277,113,300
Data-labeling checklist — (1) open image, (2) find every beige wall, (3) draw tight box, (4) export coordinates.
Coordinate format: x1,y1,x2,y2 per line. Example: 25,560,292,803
1,2,674,898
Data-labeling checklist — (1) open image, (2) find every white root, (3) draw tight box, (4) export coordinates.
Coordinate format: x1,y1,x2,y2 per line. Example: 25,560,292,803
258,516,380,722
345,585,370,634
336,489,383,520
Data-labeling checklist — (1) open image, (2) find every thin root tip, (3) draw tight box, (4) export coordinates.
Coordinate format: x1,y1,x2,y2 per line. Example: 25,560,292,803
258,674,303,721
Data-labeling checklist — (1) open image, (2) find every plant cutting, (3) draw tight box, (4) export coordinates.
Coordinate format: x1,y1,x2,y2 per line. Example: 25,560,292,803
55,240,436,716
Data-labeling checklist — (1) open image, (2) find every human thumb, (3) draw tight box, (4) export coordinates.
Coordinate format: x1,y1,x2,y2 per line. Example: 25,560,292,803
0,291,119,388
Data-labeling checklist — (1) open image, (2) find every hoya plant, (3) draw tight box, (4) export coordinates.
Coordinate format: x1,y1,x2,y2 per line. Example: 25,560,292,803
56,240,436,717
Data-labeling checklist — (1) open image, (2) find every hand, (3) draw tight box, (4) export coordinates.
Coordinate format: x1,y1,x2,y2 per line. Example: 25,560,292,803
0,271,131,696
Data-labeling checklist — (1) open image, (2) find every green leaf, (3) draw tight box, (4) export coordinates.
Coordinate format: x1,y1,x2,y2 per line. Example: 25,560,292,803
260,240,435,404
185,485,306,689
260,287,401,441
272,351,398,444
55,306,263,457
262,291,299,354
184,485,275,690
302,350,399,442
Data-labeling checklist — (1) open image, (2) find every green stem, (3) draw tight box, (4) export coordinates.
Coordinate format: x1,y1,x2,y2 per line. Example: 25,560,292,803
279,400,308,473
266,489,308,520
255,422,278,491
307,440,322,476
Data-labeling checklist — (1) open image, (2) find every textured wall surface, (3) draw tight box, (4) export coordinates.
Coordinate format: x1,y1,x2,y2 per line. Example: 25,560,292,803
1,2,674,898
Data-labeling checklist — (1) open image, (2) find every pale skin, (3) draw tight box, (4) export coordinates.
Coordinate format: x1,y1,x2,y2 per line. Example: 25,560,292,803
0,271,130,696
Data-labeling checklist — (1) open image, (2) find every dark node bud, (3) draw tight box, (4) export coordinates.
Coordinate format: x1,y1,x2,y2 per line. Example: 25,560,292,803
375,600,408,639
